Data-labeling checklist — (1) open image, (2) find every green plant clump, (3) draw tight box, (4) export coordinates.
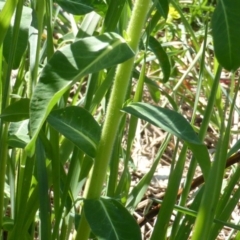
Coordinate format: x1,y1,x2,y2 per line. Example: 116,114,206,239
0,0,240,239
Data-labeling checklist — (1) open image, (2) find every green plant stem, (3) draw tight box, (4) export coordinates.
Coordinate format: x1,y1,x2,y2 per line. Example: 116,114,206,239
170,24,210,238
125,61,145,164
85,0,151,198
45,0,54,59
52,148,82,240
0,0,22,235
75,0,151,239
170,67,222,239
114,61,146,199
150,144,188,240
8,152,35,240
192,75,239,240
107,133,122,197
50,127,60,219
0,123,8,233
30,0,45,96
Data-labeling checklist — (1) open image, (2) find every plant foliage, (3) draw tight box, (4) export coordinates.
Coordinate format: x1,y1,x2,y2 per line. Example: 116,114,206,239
0,0,240,239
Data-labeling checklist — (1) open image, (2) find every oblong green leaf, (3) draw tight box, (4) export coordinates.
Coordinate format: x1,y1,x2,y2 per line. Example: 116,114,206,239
0,98,29,122
47,106,101,158
8,120,30,148
54,0,94,15
212,0,240,71
84,197,141,240
123,102,200,144
25,32,134,156
149,36,171,83
122,102,211,177
55,0,107,16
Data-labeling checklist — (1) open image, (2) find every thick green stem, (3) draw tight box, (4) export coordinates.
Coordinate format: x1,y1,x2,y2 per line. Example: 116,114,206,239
75,0,151,239
86,0,151,199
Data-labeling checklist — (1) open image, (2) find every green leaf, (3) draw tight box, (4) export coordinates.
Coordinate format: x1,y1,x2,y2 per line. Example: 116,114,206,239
149,36,171,83
8,120,30,148
3,5,32,69
122,102,210,177
54,0,94,15
123,102,200,144
84,197,141,240
47,106,101,158
211,0,240,71
25,32,134,156
187,143,210,179
54,0,107,16
0,98,29,122
153,0,169,19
